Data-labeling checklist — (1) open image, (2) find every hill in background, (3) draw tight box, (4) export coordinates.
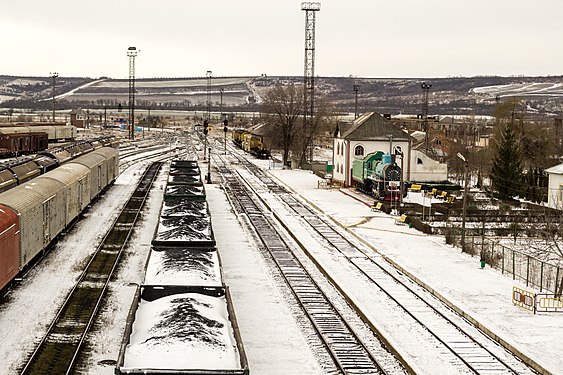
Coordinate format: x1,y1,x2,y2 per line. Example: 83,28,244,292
2,74,563,118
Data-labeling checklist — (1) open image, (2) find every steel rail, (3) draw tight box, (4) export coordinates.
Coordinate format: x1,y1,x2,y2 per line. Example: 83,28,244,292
21,162,162,375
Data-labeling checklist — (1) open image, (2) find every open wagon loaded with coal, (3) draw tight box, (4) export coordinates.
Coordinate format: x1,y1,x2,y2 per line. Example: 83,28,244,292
152,199,215,247
168,160,203,186
144,246,223,287
116,285,249,375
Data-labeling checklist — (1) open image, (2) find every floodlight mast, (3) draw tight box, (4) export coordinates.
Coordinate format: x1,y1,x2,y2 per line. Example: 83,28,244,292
50,72,58,122
302,2,320,164
127,47,138,140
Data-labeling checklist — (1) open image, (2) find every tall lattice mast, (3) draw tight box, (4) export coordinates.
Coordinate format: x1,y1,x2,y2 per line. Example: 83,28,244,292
302,2,320,163
127,47,138,140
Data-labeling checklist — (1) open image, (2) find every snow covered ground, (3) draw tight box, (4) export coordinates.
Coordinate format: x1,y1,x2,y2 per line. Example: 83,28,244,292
0,144,560,374
262,166,562,375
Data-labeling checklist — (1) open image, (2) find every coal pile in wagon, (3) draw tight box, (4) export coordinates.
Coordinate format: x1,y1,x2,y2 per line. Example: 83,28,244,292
160,199,208,217
152,214,215,246
121,292,242,371
167,174,202,185
164,184,206,201
144,247,222,286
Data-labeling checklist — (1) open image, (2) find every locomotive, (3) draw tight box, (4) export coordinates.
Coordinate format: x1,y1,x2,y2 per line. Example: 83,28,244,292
352,151,405,201
231,128,270,159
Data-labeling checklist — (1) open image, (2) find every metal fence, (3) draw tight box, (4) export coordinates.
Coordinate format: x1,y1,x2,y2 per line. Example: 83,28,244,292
451,233,562,294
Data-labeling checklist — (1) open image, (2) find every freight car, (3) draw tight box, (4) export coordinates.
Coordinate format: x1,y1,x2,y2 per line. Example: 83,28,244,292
352,151,405,201
117,159,248,375
0,136,118,194
0,130,49,157
0,125,76,142
0,146,119,291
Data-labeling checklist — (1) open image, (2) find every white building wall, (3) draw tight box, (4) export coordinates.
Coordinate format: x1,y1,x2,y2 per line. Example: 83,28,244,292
332,138,411,186
332,138,347,184
409,150,448,182
547,173,563,209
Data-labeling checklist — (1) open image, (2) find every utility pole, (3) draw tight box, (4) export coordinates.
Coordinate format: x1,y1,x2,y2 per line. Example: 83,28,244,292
302,2,321,164
421,81,432,152
353,84,359,119
50,72,58,122
127,47,138,140
457,152,469,252
219,88,224,119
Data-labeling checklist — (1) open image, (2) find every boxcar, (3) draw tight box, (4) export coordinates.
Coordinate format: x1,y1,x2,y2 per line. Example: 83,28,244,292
0,204,19,290
43,164,91,225
0,177,66,266
71,147,118,200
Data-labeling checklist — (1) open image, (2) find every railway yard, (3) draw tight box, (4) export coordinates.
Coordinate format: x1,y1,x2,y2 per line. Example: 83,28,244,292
0,129,561,375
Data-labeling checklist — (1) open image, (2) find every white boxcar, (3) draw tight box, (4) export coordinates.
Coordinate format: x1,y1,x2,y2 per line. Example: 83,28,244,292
0,177,66,267
42,163,91,225
29,126,57,141
71,153,107,200
93,147,119,183
70,147,118,199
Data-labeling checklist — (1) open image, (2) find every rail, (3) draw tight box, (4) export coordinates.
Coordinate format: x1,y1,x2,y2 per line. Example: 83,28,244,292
21,162,163,375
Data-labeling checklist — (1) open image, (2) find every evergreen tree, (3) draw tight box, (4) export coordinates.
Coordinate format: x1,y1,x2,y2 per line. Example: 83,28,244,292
490,123,523,199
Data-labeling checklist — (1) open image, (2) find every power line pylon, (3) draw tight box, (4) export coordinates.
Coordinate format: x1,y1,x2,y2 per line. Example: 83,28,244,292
302,2,320,164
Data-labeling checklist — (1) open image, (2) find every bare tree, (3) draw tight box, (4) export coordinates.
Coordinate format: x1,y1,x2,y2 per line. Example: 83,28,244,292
294,94,335,167
260,83,304,166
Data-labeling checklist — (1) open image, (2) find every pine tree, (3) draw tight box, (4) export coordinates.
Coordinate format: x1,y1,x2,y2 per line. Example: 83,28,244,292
490,123,523,199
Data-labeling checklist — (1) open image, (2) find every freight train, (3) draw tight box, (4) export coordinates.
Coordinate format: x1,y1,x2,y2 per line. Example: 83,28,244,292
0,146,119,291
352,151,405,201
0,136,118,194
116,159,249,375
232,128,270,159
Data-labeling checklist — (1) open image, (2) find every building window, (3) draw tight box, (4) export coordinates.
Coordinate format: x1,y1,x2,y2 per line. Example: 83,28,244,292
559,184,563,206
354,145,364,156
417,158,423,165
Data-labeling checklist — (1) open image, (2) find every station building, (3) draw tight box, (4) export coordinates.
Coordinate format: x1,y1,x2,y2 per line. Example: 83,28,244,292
331,112,448,186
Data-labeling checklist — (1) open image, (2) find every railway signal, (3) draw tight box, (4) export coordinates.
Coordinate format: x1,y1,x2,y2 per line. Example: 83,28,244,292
203,119,209,160
223,119,228,155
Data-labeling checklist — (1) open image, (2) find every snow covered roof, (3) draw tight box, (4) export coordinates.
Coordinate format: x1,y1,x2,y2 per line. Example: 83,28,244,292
335,112,411,142
545,163,563,175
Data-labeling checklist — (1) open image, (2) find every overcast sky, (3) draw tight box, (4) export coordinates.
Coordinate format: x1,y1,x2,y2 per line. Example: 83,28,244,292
2,0,563,79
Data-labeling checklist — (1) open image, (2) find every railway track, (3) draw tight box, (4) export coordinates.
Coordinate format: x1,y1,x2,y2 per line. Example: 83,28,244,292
20,162,163,375
229,153,538,375
216,157,393,375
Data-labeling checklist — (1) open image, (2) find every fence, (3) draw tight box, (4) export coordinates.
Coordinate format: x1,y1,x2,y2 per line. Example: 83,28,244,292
449,232,563,294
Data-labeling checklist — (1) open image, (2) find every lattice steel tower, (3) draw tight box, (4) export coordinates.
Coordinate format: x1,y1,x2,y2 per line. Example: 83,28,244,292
127,47,138,140
421,81,432,152
302,2,320,163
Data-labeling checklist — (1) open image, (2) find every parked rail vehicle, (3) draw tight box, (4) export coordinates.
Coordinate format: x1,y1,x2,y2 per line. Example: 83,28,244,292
0,146,119,291
352,151,405,201
116,159,249,375
0,124,76,143
0,131,49,157
0,136,118,194
231,128,270,159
